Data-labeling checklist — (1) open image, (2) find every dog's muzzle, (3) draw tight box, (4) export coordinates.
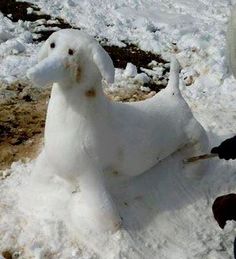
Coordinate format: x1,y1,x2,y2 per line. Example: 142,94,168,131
27,54,68,87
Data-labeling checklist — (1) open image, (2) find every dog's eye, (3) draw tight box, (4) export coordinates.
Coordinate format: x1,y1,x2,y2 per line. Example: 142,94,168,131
68,49,74,55
50,42,55,48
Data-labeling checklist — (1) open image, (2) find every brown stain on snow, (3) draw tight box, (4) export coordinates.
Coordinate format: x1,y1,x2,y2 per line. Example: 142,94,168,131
2,250,13,259
112,170,119,176
76,66,81,82
85,88,96,98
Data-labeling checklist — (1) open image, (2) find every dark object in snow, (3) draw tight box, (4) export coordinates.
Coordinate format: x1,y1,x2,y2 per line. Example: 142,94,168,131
211,135,236,160
234,237,236,259
103,44,167,72
212,193,236,229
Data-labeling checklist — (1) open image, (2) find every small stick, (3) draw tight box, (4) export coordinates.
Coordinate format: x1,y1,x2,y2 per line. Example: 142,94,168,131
183,153,218,164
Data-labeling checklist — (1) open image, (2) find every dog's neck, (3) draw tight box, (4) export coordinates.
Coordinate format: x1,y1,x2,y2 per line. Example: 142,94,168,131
51,78,110,117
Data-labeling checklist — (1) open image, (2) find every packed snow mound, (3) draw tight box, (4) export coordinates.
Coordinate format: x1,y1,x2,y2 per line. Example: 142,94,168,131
1,145,236,258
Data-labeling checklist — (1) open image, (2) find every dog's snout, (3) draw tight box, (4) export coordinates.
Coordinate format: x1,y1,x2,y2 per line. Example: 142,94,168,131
27,54,68,87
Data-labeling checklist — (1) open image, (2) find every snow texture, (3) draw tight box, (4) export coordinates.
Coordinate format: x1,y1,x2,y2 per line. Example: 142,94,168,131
0,13,38,83
1,0,236,258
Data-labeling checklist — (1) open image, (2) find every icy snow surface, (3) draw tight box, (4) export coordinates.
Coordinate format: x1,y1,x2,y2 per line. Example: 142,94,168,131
2,0,236,258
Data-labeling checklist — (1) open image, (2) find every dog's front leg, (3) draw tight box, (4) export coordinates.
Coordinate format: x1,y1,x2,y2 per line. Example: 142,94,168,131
70,165,122,233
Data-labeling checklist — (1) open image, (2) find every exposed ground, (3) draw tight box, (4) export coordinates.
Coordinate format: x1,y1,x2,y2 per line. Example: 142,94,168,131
0,83,49,171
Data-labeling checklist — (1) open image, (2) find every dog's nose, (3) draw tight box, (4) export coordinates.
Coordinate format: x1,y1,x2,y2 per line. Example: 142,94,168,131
27,54,68,87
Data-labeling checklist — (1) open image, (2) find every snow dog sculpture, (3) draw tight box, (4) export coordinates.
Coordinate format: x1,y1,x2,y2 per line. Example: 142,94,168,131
27,29,208,232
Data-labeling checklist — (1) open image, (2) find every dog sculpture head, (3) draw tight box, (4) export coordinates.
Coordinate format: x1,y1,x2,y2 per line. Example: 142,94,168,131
27,29,114,88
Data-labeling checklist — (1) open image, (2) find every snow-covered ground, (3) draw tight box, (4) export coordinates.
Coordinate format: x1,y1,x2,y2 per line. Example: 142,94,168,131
1,0,236,258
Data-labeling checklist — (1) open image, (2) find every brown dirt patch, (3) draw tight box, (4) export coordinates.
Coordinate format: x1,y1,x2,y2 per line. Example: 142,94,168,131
104,44,167,72
105,89,157,102
0,83,50,171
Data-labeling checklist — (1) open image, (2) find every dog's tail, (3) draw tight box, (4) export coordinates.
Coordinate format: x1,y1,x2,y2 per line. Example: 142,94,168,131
227,7,236,78
166,56,181,95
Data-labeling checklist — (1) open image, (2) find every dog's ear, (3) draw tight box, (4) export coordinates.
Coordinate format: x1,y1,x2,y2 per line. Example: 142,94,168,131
91,43,115,84
38,40,49,61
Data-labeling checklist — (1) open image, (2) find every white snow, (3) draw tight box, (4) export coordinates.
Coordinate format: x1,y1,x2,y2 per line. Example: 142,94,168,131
1,0,236,258
0,13,39,83
123,63,138,78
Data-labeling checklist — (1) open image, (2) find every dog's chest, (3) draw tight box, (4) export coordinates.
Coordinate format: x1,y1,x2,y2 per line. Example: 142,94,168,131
44,98,117,171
